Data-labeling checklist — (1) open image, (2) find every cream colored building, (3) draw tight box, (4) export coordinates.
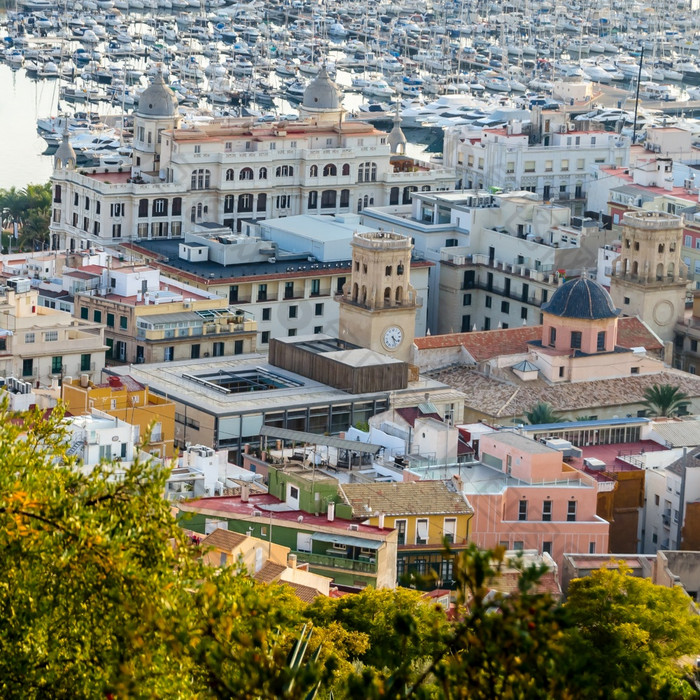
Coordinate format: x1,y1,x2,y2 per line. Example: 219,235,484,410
48,69,455,252
0,278,106,387
609,210,689,342
338,230,419,363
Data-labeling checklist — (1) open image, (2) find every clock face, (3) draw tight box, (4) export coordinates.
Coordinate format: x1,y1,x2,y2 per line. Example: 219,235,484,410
383,326,403,350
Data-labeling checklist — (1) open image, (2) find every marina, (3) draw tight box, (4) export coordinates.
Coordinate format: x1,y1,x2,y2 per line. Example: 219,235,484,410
0,0,700,182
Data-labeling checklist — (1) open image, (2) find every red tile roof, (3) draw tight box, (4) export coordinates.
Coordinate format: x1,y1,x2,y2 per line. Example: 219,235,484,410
414,326,541,361
415,317,662,361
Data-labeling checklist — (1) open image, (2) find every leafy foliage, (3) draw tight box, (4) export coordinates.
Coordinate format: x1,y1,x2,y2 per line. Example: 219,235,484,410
0,182,51,251
524,401,561,425
1,401,700,699
643,383,691,417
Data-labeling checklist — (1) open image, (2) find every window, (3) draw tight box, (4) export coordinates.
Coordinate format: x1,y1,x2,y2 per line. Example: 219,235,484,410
112,223,122,238
288,328,297,337
443,518,457,544
164,346,174,362
542,500,552,521
521,307,528,320
152,198,168,216
323,163,337,177
289,305,298,319
501,300,509,314
191,344,200,359
513,541,524,551
485,296,492,308
567,500,577,522
314,325,322,334
261,331,270,344
259,167,267,179
120,316,128,330
624,296,630,305
44,330,58,342
225,168,234,181
190,168,211,190
93,310,102,323
51,356,62,374
340,189,350,207
685,235,693,247
314,302,323,316
589,542,596,554
261,307,271,321
80,353,91,372
308,191,318,209
240,167,253,180
257,193,267,212
631,366,640,375
342,163,350,176
321,190,336,208
415,519,428,545
172,197,182,216
238,194,253,212
518,500,528,521
54,185,61,203
357,161,377,183
463,293,472,306
80,307,88,320
396,519,407,545
234,340,244,355
570,331,582,349
275,165,293,177
138,199,148,217
258,285,267,302
597,331,606,351
310,164,318,177
106,313,115,328
524,160,535,172
213,342,224,357
22,358,33,377
224,195,234,214
542,541,552,555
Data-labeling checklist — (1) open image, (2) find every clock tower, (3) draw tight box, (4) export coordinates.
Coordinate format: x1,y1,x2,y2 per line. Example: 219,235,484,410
338,231,420,362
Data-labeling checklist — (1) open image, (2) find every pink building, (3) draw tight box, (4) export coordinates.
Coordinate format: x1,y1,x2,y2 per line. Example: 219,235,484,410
460,431,609,572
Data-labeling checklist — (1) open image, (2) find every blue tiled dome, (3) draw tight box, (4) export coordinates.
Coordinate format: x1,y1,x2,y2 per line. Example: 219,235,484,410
542,277,619,320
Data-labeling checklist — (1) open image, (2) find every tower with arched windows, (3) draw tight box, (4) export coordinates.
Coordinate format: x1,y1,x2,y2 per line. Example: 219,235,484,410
132,67,181,174
609,210,688,341
338,231,419,362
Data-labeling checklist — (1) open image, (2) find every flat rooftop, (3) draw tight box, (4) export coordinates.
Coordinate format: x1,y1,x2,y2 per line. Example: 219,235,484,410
260,214,376,243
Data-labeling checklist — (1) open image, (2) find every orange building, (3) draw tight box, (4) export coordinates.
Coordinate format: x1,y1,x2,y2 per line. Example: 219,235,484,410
62,374,176,458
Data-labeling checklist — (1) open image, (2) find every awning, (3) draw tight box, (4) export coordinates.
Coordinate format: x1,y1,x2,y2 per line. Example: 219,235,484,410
259,425,383,454
311,532,382,550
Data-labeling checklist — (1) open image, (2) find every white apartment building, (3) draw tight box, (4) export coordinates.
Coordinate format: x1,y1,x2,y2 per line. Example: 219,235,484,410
64,410,139,470
361,190,608,334
128,217,431,349
443,117,630,215
49,68,455,252
0,278,106,387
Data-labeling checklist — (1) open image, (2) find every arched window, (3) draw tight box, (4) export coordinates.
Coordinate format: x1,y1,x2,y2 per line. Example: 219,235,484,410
224,195,235,213
323,163,337,177
238,194,253,212
310,164,318,177
656,262,664,280
276,165,293,177
421,185,431,191
658,243,665,253
197,202,203,219
256,193,267,212
240,167,253,181
384,287,391,304
259,167,267,179
397,262,404,275
342,163,350,176
321,190,336,209
191,168,211,190
370,162,377,181
152,198,168,217
352,283,358,301
402,186,417,204
632,261,639,276
395,287,403,303
385,266,392,276
190,206,196,223
225,168,234,181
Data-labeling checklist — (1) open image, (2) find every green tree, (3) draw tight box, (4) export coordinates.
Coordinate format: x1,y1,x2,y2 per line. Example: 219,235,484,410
18,206,50,251
524,401,560,425
643,383,691,417
563,565,700,698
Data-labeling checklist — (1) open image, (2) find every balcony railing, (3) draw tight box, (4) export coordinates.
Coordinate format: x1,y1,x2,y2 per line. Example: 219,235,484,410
297,550,377,574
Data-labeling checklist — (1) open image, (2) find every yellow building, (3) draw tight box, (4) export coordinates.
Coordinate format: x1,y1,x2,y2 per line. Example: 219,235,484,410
62,374,176,458
338,480,473,589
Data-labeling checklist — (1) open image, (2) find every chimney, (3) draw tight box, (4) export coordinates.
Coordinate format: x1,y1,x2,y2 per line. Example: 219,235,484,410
327,501,335,522
241,483,250,502
80,373,89,388
378,512,385,529
288,553,297,569
452,474,464,492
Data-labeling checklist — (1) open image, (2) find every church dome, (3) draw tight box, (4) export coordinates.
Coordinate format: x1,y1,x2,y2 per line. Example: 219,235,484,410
136,70,179,118
542,277,619,320
302,65,342,111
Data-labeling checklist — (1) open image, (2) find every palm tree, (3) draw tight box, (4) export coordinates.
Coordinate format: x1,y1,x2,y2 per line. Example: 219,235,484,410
642,383,690,417
18,207,50,251
524,402,560,425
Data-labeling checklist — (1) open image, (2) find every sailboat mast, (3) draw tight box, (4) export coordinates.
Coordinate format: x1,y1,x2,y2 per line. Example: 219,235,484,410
632,46,644,144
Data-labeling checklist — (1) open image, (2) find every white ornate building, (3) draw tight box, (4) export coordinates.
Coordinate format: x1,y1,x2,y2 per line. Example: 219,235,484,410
49,68,455,251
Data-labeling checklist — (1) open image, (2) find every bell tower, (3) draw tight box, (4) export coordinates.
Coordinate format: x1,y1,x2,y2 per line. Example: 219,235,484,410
609,210,688,341
338,231,419,362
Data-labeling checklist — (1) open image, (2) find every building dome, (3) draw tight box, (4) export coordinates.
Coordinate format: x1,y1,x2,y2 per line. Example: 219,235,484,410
542,277,619,320
54,128,76,169
302,65,342,111
136,69,179,118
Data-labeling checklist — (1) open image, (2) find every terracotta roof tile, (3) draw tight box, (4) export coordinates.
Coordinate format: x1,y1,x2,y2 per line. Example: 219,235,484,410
339,481,473,517
201,528,247,552
415,327,541,361
283,581,323,603
253,561,287,584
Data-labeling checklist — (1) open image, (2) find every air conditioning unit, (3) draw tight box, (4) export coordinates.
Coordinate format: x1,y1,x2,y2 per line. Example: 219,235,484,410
348,524,359,531
567,122,575,131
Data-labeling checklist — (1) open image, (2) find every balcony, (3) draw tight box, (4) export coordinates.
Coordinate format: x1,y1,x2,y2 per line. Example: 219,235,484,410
297,551,377,574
